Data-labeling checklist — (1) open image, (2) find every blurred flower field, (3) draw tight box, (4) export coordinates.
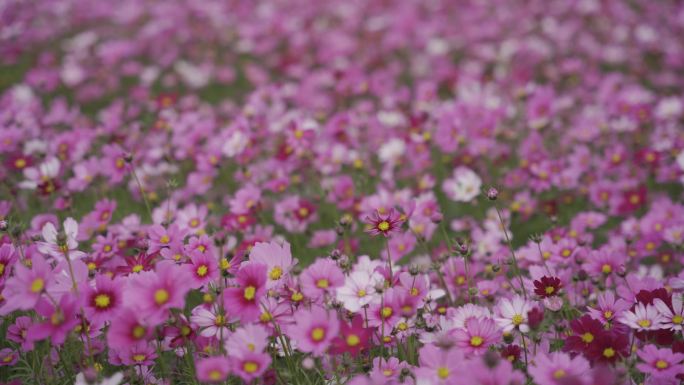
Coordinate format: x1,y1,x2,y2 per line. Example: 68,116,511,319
1,1,684,385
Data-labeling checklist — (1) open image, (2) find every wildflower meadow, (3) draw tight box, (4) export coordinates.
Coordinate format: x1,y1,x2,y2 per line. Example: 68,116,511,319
2,1,684,385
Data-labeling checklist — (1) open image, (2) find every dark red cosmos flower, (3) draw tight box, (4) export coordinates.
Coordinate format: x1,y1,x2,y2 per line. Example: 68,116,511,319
533,276,562,298
330,315,374,357
364,209,404,237
586,331,630,364
527,307,544,330
116,250,159,275
500,344,522,364
564,315,605,354
618,185,647,214
4,153,33,172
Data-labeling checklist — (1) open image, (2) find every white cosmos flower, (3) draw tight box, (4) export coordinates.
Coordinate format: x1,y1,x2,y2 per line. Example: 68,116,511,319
654,297,684,331
618,303,665,331
442,167,482,202
495,295,532,334
336,270,383,312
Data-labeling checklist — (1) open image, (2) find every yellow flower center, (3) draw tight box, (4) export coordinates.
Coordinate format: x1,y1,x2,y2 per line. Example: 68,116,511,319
581,332,594,343
553,369,566,379
50,311,64,325
601,264,612,274
15,158,26,168
260,312,273,322
94,294,111,308
561,249,571,257
196,265,208,277
132,264,144,273
316,279,329,288
410,287,419,296
377,221,390,231
31,278,45,293
381,306,393,318
214,314,225,326
357,289,367,297
673,315,683,324
456,276,465,285
154,289,170,305
87,262,97,270
132,325,146,339
437,367,449,379
269,266,283,280
291,292,303,302
243,286,256,300
603,348,615,358
656,360,668,369
132,354,146,362
470,336,484,347
346,334,360,347
0,263,5,276
311,327,325,341
512,314,524,326
243,361,258,373
603,310,613,319
545,286,555,294
103,245,112,252
189,219,199,228
159,235,169,244
637,319,651,328
208,370,222,381
220,259,231,270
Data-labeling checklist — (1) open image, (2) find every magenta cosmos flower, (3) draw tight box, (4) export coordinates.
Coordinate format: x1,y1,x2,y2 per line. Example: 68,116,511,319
222,262,268,322
364,208,404,237
0,255,57,315
82,274,124,324
287,306,339,356
125,263,192,325
249,240,296,289
106,308,152,350
27,293,79,346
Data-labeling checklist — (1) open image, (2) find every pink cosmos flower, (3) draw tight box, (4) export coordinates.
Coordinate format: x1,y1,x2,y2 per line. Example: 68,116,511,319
0,255,57,315
147,224,187,254
195,356,231,383
249,240,296,289
82,274,123,324
330,315,374,357
106,308,151,350
27,294,79,346
528,352,591,385
185,250,219,289
0,244,16,285
0,348,18,367
222,262,268,322
38,217,86,260
7,316,35,351
366,288,401,328
190,306,233,339
368,356,407,384
636,345,684,379
415,345,464,385
300,258,344,300
125,263,192,325
364,208,405,238
226,324,270,354
588,291,631,324
230,349,271,382
452,317,501,356
287,306,339,356
116,341,157,366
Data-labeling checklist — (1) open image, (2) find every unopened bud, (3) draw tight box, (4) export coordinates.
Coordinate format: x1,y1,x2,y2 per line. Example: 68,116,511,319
486,187,499,201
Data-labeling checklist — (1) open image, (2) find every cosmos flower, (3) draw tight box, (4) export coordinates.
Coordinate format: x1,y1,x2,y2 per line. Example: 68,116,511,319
636,345,684,379
452,317,501,356
222,262,268,322
125,263,193,325
287,306,339,356
195,356,231,383
528,352,591,385
495,295,533,334
364,208,404,237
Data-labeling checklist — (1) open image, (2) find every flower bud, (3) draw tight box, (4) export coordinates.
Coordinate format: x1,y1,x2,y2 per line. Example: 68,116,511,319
486,187,499,201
